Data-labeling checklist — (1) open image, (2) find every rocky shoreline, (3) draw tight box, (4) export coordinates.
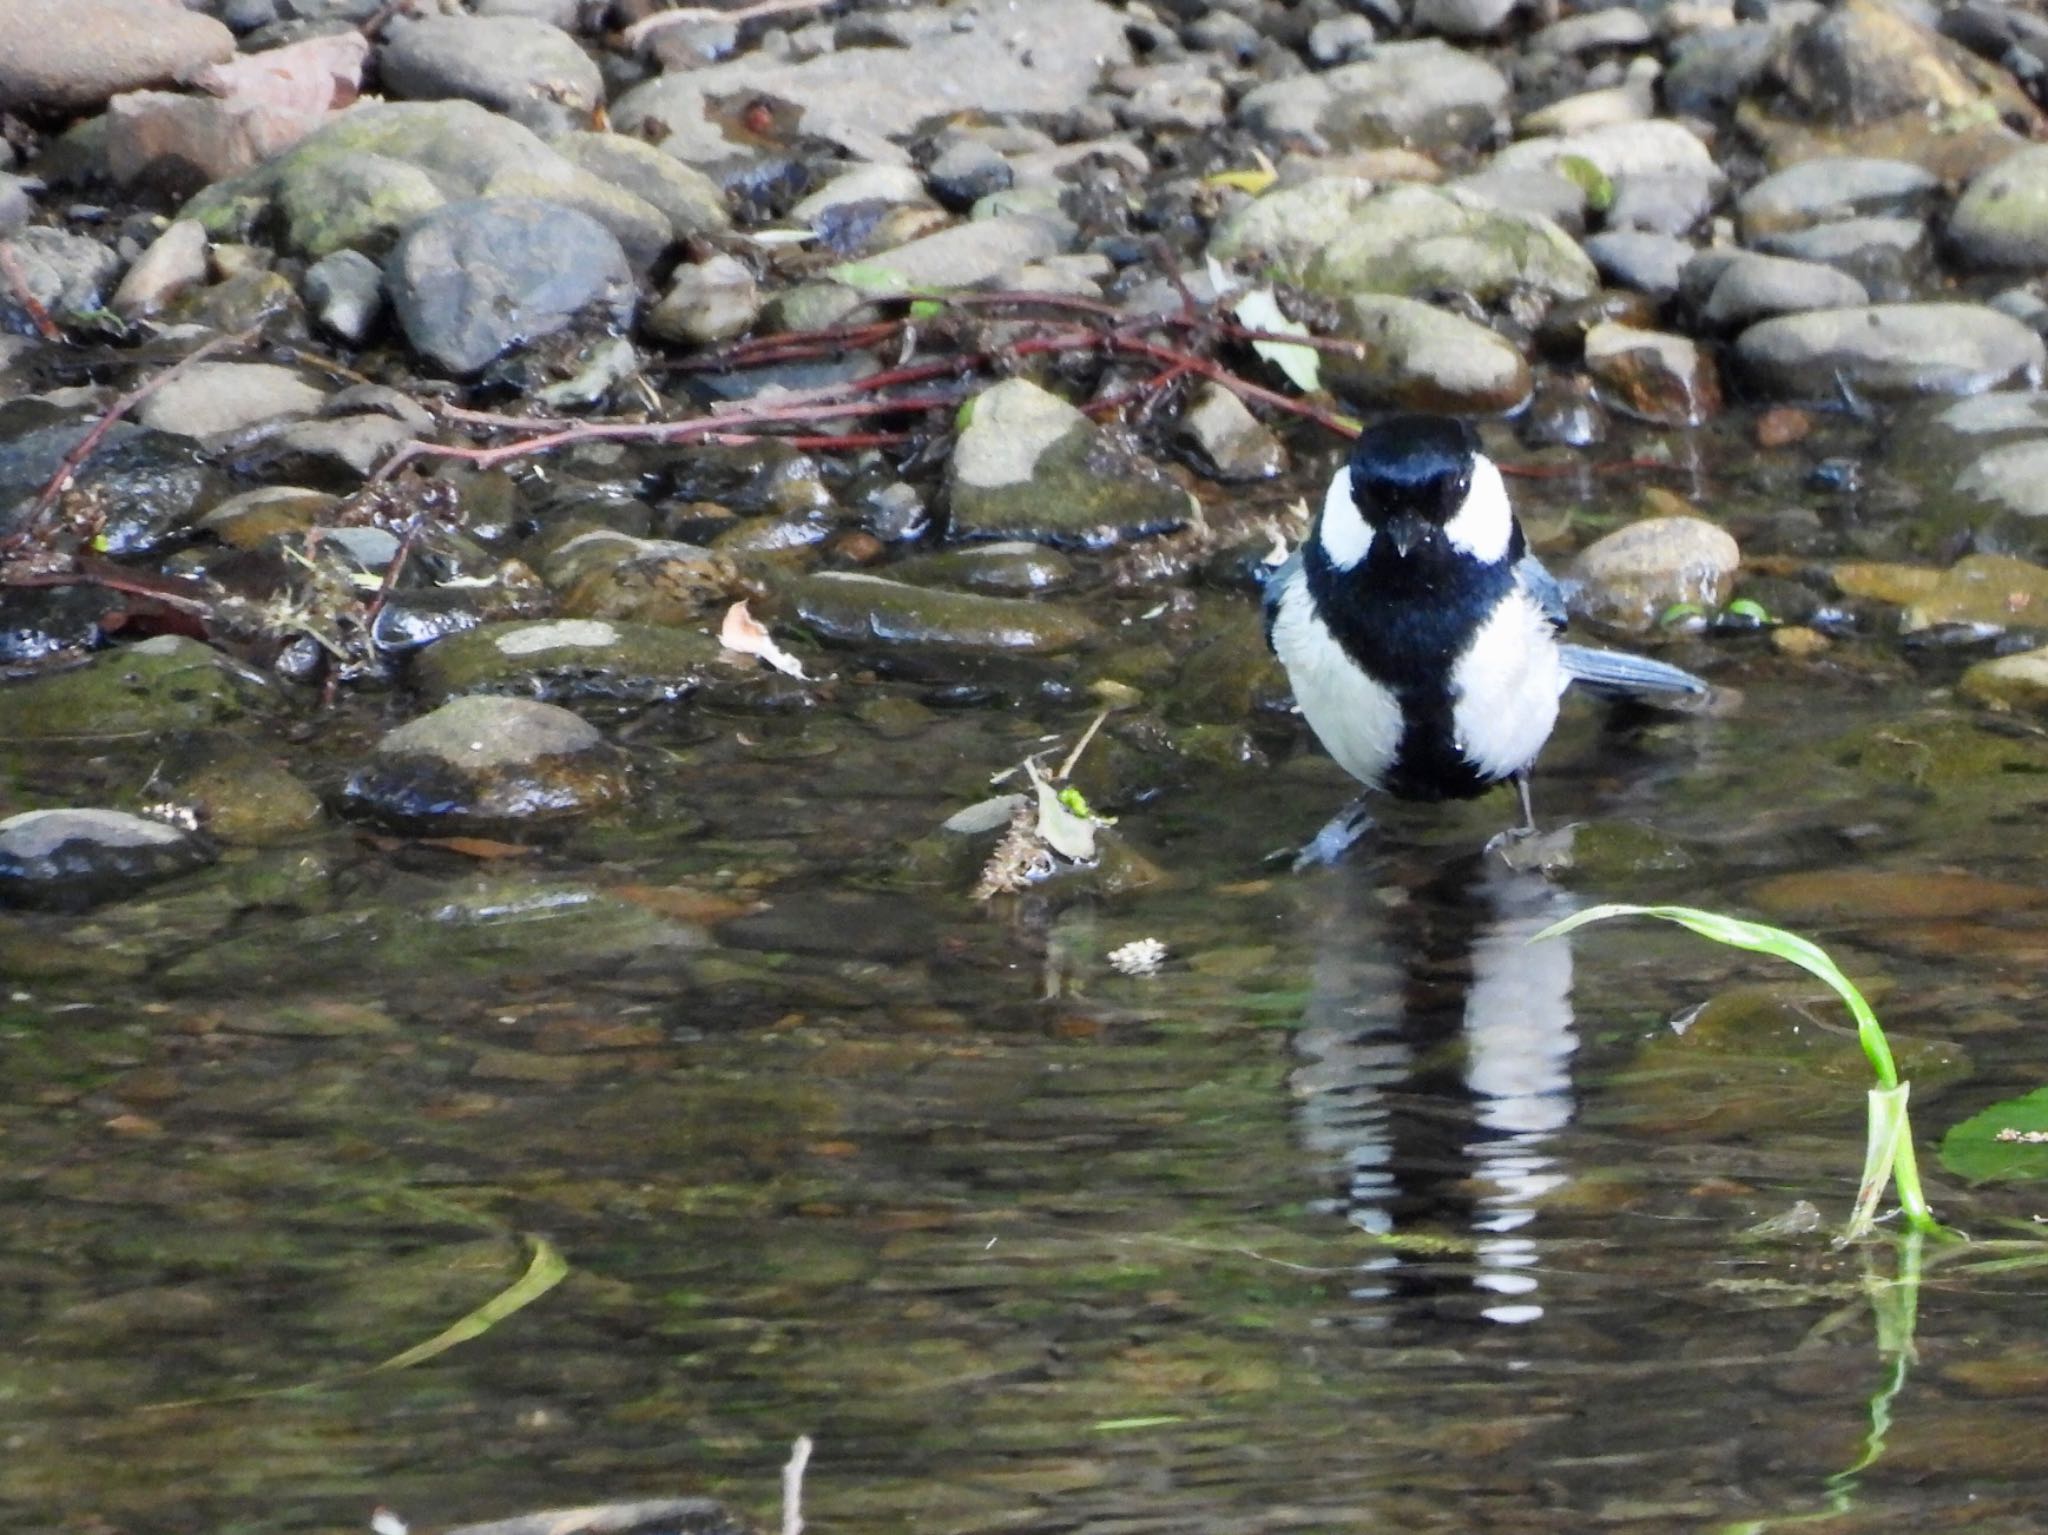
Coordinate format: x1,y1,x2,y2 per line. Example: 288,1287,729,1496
5,0,2048,906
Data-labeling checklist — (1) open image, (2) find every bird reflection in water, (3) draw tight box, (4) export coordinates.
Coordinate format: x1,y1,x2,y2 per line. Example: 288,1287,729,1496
1290,851,1580,1325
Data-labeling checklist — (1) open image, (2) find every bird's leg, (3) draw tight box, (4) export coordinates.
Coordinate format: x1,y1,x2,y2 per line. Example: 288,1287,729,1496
1289,797,1377,870
1489,771,1576,872
1514,770,1538,836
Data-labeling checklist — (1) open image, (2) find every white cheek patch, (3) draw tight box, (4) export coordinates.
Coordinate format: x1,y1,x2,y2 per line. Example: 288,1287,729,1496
1443,455,1513,564
1316,466,1374,569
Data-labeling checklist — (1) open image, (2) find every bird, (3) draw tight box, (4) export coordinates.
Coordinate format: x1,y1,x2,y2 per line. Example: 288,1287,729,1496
1263,413,1708,864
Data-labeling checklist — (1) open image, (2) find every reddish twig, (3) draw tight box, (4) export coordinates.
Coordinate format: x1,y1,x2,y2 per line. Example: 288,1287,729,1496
11,327,259,548
0,242,61,342
623,0,833,49
371,391,968,484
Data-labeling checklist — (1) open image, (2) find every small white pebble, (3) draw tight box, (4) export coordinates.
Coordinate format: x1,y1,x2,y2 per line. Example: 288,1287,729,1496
1107,937,1168,976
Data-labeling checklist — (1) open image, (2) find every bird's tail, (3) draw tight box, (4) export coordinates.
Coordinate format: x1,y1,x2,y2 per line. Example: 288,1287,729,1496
1559,643,1709,700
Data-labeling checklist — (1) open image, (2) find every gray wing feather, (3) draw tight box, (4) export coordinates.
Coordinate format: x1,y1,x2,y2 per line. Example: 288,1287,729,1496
1559,643,1709,698
1261,550,1303,654
1514,552,1570,630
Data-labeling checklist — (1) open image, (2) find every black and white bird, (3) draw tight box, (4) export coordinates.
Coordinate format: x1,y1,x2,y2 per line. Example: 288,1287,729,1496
1263,414,1707,861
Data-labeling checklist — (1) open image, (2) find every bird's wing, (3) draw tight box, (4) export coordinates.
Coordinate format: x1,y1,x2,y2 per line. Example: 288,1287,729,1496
1558,643,1710,698
1514,551,1571,632
1261,549,1303,654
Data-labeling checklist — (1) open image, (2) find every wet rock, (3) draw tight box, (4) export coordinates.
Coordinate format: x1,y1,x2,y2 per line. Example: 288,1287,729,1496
550,131,733,243
303,248,384,343
1493,119,1720,189
1531,8,1653,57
888,543,1076,596
1413,0,1521,41
1736,303,2047,400
546,533,746,626
1307,16,1377,66
110,220,210,321
1584,231,1696,300
1123,67,1227,133
782,571,1100,655
1583,323,1721,427
1299,184,1598,306
135,362,328,439
645,255,760,347
926,139,1013,210
1695,251,1870,330
0,228,119,331
1567,514,1742,630
1664,20,1781,120
1518,375,1608,448
611,0,1131,169
1774,0,2037,130
1962,646,2048,713
1950,145,2048,271
1605,168,1718,238
1207,175,1380,276
0,809,212,912
1950,452,2048,554
1177,382,1288,481
831,213,1068,294
1520,57,1663,139
948,378,1197,549
1450,163,1588,232
181,101,659,264
1322,294,1533,415
343,695,630,832
440,1499,751,1535
1754,215,1932,294
163,747,324,844
0,417,216,557
1235,40,1508,150
410,618,728,705
0,0,234,114
792,162,932,225
1736,155,1941,239
387,198,634,376
378,14,601,136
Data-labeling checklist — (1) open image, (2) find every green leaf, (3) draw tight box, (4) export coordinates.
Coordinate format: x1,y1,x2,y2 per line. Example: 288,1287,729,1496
370,1235,569,1372
909,299,945,319
1230,287,1321,395
1724,597,1772,624
1939,1086,2048,1183
1556,154,1614,212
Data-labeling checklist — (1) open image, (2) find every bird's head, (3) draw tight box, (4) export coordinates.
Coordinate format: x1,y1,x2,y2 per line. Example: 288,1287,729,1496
1315,414,1515,570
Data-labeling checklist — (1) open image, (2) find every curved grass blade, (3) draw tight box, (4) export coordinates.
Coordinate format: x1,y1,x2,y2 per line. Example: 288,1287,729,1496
1533,903,1939,1238
370,1235,568,1373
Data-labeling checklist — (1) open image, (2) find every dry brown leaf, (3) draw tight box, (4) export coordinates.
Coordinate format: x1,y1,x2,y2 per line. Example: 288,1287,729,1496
719,599,809,679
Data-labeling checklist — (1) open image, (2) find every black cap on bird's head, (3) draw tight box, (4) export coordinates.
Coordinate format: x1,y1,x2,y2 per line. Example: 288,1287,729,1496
1316,414,1515,568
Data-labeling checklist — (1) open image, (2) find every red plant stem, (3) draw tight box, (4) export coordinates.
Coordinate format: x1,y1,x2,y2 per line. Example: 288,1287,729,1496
372,390,968,482
0,243,61,342
14,327,260,539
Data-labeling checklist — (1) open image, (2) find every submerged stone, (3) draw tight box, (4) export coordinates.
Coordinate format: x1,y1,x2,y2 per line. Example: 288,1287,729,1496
0,636,272,742
948,378,1197,549
1567,514,1742,631
410,618,728,704
0,808,213,910
782,572,1099,655
343,694,630,832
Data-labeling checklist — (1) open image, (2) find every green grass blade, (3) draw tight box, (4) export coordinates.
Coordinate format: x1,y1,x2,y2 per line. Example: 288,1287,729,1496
1535,903,1940,1236
370,1235,569,1373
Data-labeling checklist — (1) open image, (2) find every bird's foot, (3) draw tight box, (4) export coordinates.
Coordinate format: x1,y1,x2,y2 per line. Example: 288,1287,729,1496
1486,821,1579,874
1283,799,1377,871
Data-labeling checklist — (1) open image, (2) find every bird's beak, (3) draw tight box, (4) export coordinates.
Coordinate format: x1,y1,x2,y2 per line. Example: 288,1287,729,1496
1385,512,1430,558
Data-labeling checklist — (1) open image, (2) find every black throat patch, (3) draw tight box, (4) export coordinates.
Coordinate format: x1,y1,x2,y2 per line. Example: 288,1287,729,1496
1302,528,1523,801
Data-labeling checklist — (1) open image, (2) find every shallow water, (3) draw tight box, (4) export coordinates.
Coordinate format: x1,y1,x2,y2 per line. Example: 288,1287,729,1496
10,438,2048,1535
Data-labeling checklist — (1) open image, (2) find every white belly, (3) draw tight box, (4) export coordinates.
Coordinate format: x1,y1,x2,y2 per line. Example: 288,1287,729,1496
1449,589,1566,781
1268,566,1403,789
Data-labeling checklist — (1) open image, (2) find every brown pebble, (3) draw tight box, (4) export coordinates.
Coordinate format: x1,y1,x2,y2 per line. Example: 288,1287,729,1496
1755,406,1813,448
1771,625,1831,658
828,530,886,565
